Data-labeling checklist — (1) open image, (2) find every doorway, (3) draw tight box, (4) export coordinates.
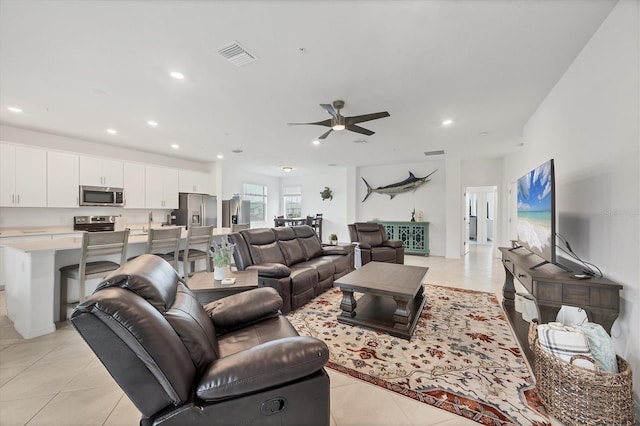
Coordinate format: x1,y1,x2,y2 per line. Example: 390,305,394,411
463,186,497,254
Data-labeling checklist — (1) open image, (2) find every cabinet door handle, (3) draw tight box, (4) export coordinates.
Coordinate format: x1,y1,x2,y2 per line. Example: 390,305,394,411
11,194,15,204
16,194,20,204
518,273,527,279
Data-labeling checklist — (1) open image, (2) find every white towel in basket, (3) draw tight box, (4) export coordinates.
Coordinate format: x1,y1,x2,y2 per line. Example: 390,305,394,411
538,322,596,370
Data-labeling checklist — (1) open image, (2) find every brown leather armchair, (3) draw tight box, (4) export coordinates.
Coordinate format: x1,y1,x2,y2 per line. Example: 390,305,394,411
71,254,330,426
348,222,404,265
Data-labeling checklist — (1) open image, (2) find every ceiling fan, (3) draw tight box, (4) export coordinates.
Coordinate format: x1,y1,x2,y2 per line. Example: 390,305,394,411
288,100,390,140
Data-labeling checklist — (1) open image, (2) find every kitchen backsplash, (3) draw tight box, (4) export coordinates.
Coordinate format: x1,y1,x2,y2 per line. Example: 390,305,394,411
0,207,173,229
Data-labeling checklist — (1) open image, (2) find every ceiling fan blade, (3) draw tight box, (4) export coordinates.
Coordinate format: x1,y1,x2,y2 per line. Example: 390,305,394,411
346,111,390,125
318,129,333,140
287,118,333,127
319,104,338,119
345,124,375,136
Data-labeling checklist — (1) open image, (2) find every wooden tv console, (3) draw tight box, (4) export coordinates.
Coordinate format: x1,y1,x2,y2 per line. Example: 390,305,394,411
499,247,622,364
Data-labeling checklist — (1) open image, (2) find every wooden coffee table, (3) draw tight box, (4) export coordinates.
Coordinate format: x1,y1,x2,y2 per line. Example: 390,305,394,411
187,269,259,304
334,262,428,339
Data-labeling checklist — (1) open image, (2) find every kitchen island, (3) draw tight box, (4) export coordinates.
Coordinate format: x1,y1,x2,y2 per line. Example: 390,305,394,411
1,227,232,338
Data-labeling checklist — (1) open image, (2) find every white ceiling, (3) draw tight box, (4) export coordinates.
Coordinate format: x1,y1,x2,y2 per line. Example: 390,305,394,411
0,0,617,176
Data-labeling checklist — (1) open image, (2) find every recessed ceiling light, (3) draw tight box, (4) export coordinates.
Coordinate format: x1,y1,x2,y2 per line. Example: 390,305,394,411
282,166,293,173
442,119,453,126
7,106,23,113
106,128,118,135
479,131,489,137
353,139,368,144
171,143,180,149
231,149,243,154
169,71,185,80
312,140,321,146
217,154,224,159
328,163,337,167
147,120,158,127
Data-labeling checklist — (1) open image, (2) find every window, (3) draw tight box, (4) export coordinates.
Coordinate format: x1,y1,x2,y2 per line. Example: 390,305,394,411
242,183,267,223
283,186,302,218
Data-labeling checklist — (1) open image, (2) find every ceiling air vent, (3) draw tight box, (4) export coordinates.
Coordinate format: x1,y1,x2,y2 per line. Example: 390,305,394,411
424,150,445,156
217,41,258,67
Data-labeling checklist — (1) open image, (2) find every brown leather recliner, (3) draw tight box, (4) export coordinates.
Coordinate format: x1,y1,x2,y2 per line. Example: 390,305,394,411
348,222,404,265
71,254,330,426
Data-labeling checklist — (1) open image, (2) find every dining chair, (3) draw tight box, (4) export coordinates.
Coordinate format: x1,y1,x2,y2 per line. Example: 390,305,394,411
177,225,214,282
128,227,182,270
59,229,129,320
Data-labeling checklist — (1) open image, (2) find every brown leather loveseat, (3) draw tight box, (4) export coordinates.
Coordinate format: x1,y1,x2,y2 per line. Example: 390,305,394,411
229,225,352,313
71,254,330,425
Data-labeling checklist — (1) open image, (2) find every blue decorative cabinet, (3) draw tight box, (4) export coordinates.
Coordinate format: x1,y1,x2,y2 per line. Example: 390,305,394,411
379,221,429,256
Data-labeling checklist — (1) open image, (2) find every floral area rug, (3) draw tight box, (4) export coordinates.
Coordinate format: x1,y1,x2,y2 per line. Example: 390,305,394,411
286,284,550,425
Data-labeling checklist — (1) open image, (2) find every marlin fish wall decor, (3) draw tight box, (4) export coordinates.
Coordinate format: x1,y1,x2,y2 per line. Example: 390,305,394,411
361,169,438,202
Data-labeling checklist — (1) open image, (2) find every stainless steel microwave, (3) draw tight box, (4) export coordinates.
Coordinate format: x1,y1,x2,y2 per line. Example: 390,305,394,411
79,185,125,207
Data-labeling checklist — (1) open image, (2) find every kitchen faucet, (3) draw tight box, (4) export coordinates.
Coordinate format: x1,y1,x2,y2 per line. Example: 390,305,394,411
145,211,153,232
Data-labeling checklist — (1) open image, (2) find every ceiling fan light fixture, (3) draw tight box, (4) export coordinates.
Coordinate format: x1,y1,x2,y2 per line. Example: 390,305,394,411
332,123,345,131
282,166,293,173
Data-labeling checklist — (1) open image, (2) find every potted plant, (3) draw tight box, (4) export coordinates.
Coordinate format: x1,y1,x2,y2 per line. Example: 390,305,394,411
211,239,236,280
329,233,338,245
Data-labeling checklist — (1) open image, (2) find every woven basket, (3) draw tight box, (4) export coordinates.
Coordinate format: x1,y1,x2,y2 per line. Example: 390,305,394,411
529,321,635,426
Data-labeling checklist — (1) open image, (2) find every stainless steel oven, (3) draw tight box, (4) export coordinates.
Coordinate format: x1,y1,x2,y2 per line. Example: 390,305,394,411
79,186,125,207
73,216,117,232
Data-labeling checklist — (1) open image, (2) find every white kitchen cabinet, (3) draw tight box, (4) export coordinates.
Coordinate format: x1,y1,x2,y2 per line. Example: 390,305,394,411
123,163,146,209
0,144,47,207
79,156,123,187
145,165,178,209
47,151,79,208
178,170,215,195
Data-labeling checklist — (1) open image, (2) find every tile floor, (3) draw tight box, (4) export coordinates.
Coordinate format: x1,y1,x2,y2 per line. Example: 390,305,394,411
0,244,547,425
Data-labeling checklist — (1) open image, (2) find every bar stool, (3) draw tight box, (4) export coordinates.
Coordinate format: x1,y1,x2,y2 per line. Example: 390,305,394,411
128,227,182,270
177,225,213,282
59,229,129,321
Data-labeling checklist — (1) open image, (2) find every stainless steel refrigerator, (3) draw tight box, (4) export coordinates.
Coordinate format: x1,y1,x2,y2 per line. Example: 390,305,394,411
175,193,217,229
222,199,250,227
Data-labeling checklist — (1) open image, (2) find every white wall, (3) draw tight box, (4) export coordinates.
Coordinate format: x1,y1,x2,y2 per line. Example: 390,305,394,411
280,169,348,243
356,160,445,256
506,0,640,409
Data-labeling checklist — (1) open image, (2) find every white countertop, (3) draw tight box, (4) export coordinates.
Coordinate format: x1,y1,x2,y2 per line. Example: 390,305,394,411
0,226,233,253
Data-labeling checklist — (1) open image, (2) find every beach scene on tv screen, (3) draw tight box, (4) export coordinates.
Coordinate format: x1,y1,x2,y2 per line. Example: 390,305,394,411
517,161,553,258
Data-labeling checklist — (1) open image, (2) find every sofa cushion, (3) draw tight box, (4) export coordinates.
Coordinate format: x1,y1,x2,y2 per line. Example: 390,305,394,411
98,254,178,313
274,228,306,266
304,258,335,281
291,226,323,260
323,254,351,277
165,284,219,373
371,246,398,263
289,266,318,295
241,228,287,265
358,230,384,247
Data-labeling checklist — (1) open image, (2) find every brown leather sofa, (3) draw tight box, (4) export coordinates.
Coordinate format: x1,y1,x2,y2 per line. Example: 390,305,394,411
229,225,352,313
71,254,330,426
348,222,404,265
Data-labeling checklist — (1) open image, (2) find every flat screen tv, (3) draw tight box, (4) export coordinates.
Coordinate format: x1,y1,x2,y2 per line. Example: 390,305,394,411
516,159,556,269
